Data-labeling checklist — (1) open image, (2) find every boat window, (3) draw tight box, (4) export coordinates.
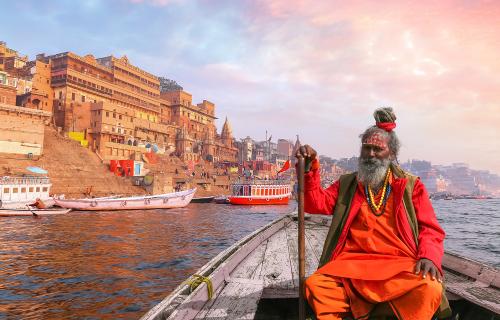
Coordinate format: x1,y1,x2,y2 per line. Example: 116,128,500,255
36,187,40,192
13,188,18,193
29,187,34,192
3,188,9,193
21,188,26,193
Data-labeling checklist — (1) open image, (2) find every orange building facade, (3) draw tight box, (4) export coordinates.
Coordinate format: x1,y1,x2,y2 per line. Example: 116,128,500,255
0,42,238,164
160,90,236,163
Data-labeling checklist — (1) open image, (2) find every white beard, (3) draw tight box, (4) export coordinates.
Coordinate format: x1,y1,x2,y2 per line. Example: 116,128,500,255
357,157,391,190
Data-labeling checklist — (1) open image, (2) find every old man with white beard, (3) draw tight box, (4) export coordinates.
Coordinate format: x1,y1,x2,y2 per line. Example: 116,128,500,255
296,108,449,320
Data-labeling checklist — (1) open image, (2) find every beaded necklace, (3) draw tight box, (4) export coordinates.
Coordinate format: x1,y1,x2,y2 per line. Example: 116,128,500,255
364,168,392,216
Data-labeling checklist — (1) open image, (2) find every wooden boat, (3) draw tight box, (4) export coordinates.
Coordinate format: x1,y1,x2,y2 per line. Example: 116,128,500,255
0,207,71,217
228,180,291,205
213,196,229,204
190,196,215,203
53,188,196,211
141,214,500,320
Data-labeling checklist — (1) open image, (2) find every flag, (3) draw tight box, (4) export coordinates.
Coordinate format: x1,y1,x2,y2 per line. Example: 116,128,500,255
277,160,291,174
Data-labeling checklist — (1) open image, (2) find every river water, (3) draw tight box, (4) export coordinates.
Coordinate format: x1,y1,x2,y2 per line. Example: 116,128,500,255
0,199,498,319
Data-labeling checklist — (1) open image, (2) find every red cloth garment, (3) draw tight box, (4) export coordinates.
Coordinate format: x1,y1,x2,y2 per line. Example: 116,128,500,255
303,163,445,272
304,166,445,319
306,182,442,319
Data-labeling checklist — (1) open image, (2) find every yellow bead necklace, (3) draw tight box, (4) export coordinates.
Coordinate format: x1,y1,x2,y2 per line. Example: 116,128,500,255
365,168,392,216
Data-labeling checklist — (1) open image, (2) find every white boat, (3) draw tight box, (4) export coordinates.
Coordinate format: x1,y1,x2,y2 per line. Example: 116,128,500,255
0,176,53,209
141,214,500,320
53,188,196,211
0,207,71,217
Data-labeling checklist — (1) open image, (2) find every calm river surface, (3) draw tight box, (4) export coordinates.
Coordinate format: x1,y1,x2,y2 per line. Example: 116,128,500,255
0,199,498,319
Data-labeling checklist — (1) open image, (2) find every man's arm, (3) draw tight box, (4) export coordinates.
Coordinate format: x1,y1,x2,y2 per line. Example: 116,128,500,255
412,178,446,280
303,159,340,215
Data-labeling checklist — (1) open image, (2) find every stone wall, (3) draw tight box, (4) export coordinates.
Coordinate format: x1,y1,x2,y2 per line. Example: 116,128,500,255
0,103,51,155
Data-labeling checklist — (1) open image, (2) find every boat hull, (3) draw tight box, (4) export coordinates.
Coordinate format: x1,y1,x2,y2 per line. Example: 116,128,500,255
228,196,289,205
54,189,196,211
0,208,71,216
190,196,215,203
141,214,500,320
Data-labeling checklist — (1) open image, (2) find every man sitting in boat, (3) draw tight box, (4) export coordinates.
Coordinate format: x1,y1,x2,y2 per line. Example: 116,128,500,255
296,107,448,320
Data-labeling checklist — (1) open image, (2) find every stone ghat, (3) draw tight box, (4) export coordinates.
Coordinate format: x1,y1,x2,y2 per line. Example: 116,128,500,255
0,126,233,199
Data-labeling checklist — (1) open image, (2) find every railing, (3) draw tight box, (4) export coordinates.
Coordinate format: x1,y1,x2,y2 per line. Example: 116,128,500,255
232,178,291,186
0,176,50,185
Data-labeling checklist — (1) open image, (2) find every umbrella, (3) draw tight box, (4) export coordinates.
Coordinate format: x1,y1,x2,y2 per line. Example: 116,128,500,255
26,166,48,174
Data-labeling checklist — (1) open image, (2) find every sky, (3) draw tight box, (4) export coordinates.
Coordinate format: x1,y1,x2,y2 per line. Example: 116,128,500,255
3,0,500,173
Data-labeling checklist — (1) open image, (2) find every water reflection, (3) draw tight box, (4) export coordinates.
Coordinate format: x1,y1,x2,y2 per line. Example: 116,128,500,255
0,203,295,319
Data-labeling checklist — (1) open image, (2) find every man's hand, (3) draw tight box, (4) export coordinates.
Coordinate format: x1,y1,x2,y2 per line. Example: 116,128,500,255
295,144,317,161
414,258,443,282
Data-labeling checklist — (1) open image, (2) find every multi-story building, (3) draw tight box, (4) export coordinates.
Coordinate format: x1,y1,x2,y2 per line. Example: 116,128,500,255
96,55,161,122
16,59,53,112
277,139,293,159
161,89,237,163
238,136,254,162
45,52,115,128
0,42,27,72
0,71,16,105
160,90,216,140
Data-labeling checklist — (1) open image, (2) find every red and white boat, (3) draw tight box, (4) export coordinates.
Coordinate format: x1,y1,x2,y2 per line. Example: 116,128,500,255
54,188,196,211
227,180,292,205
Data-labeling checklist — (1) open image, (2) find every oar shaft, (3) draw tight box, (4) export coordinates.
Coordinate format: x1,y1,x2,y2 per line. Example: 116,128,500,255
298,157,306,320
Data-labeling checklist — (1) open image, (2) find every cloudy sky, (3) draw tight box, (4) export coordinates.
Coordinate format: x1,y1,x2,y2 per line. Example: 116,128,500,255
4,0,499,173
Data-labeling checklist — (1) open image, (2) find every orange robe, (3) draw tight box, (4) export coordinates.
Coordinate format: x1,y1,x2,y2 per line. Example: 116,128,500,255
305,179,442,320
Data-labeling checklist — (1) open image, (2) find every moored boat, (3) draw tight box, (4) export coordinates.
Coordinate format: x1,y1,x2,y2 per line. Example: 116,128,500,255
190,196,215,203
0,176,54,209
227,180,292,205
213,195,229,204
141,214,500,320
54,188,196,211
0,207,71,217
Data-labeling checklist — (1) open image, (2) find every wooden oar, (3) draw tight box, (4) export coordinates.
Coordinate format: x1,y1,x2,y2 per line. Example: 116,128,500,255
26,204,38,217
297,157,306,320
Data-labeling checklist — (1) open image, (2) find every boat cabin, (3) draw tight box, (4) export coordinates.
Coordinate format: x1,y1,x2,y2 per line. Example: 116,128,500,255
231,180,291,198
0,176,51,208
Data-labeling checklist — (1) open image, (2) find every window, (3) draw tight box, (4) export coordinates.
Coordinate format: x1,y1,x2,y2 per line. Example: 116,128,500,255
82,95,85,103
106,111,109,117
36,187,40,192
113,113,116,118
13,188,18,193
21,188,26,193
3,188,9,193
119,115,122,120
59,91,62,99
71,92,75,100
42,187,48,192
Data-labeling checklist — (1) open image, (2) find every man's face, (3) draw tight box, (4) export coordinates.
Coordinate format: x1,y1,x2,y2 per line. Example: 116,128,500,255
360,132,391,161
